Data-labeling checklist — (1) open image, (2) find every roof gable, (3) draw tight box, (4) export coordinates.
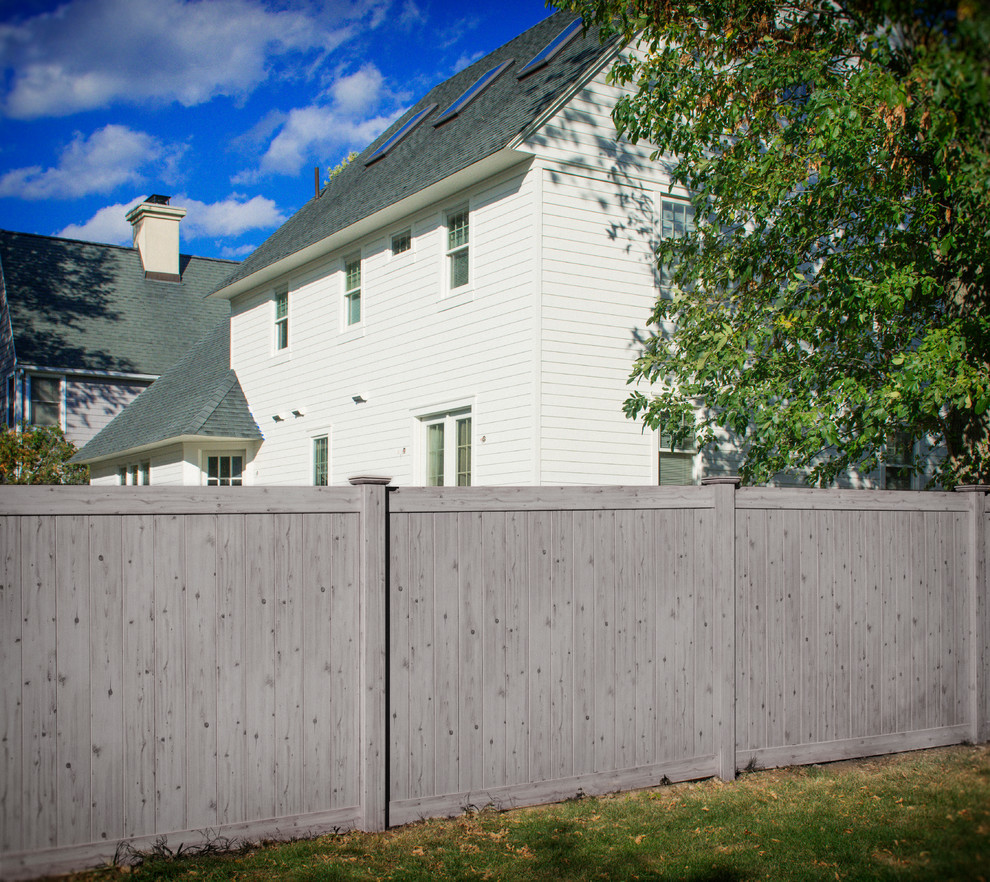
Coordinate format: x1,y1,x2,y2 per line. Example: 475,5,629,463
0,229,233,375
214,12,620,297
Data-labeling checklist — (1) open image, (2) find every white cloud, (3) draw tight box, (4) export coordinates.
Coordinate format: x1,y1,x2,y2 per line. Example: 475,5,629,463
57,192,286,246
0,0,384,119
0,124,165,199
331,65,385,117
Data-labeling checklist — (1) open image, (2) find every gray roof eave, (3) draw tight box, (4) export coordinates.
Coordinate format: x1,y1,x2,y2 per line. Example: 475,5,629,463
73,433,260,466
211,145,533,301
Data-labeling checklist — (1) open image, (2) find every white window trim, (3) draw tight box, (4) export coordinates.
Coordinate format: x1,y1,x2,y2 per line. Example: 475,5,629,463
443,205,472,300
272,286,290,356
413,398,475,486
390,228,413,259
200,449,247,486
342,252,364,332
311,431,331,486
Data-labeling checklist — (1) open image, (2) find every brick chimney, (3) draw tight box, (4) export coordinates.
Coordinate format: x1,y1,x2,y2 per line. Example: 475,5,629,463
126,195,187,282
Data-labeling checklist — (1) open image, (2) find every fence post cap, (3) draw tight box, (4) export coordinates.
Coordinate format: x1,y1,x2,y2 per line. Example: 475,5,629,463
953,484,990,493
701,476,742,487
348,475,393,486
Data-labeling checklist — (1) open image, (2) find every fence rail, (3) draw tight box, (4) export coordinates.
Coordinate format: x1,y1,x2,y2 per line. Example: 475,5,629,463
1,481,987,880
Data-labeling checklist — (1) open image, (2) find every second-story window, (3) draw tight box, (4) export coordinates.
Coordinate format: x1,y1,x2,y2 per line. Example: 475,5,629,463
446,209,469,290
274,288,288,351
345,256,362,325
659,198,695,300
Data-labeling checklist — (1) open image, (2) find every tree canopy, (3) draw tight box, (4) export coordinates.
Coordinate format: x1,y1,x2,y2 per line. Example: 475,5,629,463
563,0,990,487
0,425,89,485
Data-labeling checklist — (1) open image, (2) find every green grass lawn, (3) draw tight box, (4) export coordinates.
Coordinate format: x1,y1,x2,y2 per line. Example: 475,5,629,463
59,745,990,882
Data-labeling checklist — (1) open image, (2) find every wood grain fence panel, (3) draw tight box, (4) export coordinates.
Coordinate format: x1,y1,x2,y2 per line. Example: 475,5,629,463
482,512,508,789
154,514,186,834
457,511,484,792
275,513,305,817
909,514,927,732
301,513,330,814
242,514,276,822
330,512,361,808
89,516,125,843
0,517,23,853
634,511,657,767
433,511,459,796
388,511,411,802
951,512,967,726
862,512,883,738
654,510,678,759
20,516,57,849
833,512,852,742
406,512,436,801
693,508,715,759
781,510,802,746
121,515,156,838
504,511,530,786
572,512,596,778
528,511,552,785
765,510,786,749
184,517,219,830
927,512,944,730
216,514,246,825
819,511,837,744
895,513,914,734
799,510,820,744
593,510,615,772
54,516,91,846
613,509,637,770
550,510,574,780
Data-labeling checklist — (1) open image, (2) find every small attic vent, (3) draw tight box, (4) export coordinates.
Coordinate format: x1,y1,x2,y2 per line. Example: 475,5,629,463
518,18,582,78
434,59,513,127
365,104,438,165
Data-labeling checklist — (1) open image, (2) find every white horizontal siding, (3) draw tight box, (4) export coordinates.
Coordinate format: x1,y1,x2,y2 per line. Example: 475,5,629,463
65,378,149,448
230,163,539,486
538,164,660,485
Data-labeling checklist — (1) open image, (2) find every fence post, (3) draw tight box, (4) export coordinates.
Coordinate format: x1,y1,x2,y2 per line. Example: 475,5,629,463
350,475,392,830
956,484,988,744
703,476,740,780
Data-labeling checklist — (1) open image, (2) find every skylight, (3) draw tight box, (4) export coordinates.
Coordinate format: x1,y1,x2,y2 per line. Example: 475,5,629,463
517,18,583,78
433,59,514,127
365,104,437,165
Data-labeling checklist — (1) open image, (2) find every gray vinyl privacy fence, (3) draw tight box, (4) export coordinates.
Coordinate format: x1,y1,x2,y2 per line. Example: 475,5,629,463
2,480,988,880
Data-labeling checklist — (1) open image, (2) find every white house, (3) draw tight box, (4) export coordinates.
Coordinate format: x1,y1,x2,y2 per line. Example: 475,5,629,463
75,12,922,490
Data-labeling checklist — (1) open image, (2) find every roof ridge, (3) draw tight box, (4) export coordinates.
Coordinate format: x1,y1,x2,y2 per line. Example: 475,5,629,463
0,228,238,264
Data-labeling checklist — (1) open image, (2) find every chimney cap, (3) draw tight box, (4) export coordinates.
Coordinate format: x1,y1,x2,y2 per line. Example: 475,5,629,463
146,194,171,205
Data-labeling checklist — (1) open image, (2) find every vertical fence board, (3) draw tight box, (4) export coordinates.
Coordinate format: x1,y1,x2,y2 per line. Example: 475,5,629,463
863,512,883,738
184,517,219,830
54,516,91,846
833,512,852,742
458,511,484,793
89,516,125,843
572,511,595,777
528,511,552,784
614,510,636,770
694,508,715,759
799,510,819,744
482,512,507,789
275,514,304,817
654,510,676,760
407,513,436,799
593,511,615,772
504,510,530,786
634,510,656,767
550,511,574,780
242,514,276,821
781,510,802,745
332,512,361,808
216,514,245,825
154,514,186,833
389,512,410,802
433,512,459,796
1,517,23,853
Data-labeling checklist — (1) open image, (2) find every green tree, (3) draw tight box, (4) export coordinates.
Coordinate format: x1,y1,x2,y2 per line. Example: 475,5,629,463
564,0,990,486
0,425,89,485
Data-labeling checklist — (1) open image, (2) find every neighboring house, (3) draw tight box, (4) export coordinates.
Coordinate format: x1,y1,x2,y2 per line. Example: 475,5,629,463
77,14,926,489
0,196,234,455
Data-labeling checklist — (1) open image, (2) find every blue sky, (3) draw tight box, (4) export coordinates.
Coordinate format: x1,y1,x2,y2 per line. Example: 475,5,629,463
0,0,559,260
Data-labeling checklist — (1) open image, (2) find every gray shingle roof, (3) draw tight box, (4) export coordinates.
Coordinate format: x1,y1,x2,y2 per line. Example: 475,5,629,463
73,320,262,463
0,229,233,375
214,11,619,295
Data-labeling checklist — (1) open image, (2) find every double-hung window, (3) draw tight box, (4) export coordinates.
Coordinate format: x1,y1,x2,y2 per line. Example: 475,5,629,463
344,256,362,325
659,198,695,300
659,413,695,486
881,432,914,490
274,288,289,351
423,409,472,486
446,209,469,291
313,435,329,486
118,462,150,485
29,375,61,427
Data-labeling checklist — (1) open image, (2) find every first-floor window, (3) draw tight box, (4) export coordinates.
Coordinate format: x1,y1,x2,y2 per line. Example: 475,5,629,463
313,435,329,485
881,432,914,490
118,462,151,485
659,414,695,486
423,409,472,486
29,375,61,427
206,453,244,486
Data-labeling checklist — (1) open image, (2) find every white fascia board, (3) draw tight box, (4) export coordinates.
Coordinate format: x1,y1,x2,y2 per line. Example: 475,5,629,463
16,363,159,382
211,147,532,302
76,434,257,465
